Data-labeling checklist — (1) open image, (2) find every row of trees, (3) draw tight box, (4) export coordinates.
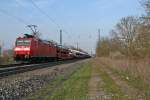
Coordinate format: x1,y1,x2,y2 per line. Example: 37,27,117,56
96,0,150,59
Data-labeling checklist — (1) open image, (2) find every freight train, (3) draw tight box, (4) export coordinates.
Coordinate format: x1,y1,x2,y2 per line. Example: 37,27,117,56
13,34,90,62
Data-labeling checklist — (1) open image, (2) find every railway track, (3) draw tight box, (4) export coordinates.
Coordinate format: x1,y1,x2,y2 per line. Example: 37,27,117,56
0,62,52,68
0,59,81,77
0,63,31,68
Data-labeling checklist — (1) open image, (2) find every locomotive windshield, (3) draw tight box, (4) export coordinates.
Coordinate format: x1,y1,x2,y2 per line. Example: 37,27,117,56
16,40,31,46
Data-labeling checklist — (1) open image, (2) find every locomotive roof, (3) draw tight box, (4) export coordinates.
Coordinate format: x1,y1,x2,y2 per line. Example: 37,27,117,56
23,34,34,38
17,34,58,45
17,34,36,39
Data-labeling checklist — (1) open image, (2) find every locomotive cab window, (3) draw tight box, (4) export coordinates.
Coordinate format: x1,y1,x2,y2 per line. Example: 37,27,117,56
16,40,31,46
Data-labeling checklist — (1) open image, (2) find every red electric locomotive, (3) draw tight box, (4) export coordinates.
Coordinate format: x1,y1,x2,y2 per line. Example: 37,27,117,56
13,25,90,62
14,34,57,62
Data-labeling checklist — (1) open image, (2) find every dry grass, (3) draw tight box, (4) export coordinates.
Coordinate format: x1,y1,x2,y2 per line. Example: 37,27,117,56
96,57,150,91
99,57,150,82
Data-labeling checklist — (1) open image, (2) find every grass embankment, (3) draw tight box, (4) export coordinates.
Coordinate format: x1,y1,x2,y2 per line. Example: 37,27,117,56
27,62,92,100
27,58,135,100
47,62,91,100
93,61,128,100
98,58,150,99
107,66,150,99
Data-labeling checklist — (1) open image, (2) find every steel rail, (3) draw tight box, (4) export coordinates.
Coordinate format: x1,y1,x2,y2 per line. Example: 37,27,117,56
0,59,81,77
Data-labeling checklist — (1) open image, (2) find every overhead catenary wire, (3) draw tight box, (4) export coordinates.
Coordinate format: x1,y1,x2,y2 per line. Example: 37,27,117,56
14,0,29,11
29,0,72,39
30,0,61,29
14,0,72,43
0,9,28,25
14,0,23,7
14,0,62,32
1,0,73,45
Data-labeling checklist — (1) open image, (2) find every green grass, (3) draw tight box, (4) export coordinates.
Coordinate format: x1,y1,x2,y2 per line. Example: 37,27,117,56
26,62,92,100
45,62,91,100
97,65,129,100
27,60,135,100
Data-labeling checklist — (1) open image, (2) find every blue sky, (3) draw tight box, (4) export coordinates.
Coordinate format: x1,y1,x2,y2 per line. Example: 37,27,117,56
0,0,144,53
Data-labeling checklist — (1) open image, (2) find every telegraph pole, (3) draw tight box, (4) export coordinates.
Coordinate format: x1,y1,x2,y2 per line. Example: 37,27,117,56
60,29,62,46
0,41,3,57
98,29,100,42
77,42,79,50
91,50,93,56
0,43,1,57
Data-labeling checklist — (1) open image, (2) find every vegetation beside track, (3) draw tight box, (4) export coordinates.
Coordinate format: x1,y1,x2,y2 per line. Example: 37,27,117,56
93,60,128,100
26,61,92,100
27,59,132,100
47,62,91,100
95,58,150,99
103,61,150,99
26,58,149,100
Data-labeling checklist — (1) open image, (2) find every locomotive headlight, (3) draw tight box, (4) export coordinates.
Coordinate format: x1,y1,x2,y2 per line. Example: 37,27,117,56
14,47,30,51
14,47,21,51
23,47,30,51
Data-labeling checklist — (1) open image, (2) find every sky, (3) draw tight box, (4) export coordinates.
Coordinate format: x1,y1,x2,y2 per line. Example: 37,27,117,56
0,0,144,53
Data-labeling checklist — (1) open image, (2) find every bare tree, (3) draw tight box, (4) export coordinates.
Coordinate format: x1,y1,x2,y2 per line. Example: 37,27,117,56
96,1,150,59
135,24,150,58
143,0,150,15
137,0,150,58
141,0,150,23
111,16,139,57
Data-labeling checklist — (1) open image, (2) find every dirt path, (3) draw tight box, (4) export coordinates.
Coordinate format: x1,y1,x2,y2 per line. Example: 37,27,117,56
88,59,144,100
88,62,111,100
104,67,144,100
94,58,145,100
